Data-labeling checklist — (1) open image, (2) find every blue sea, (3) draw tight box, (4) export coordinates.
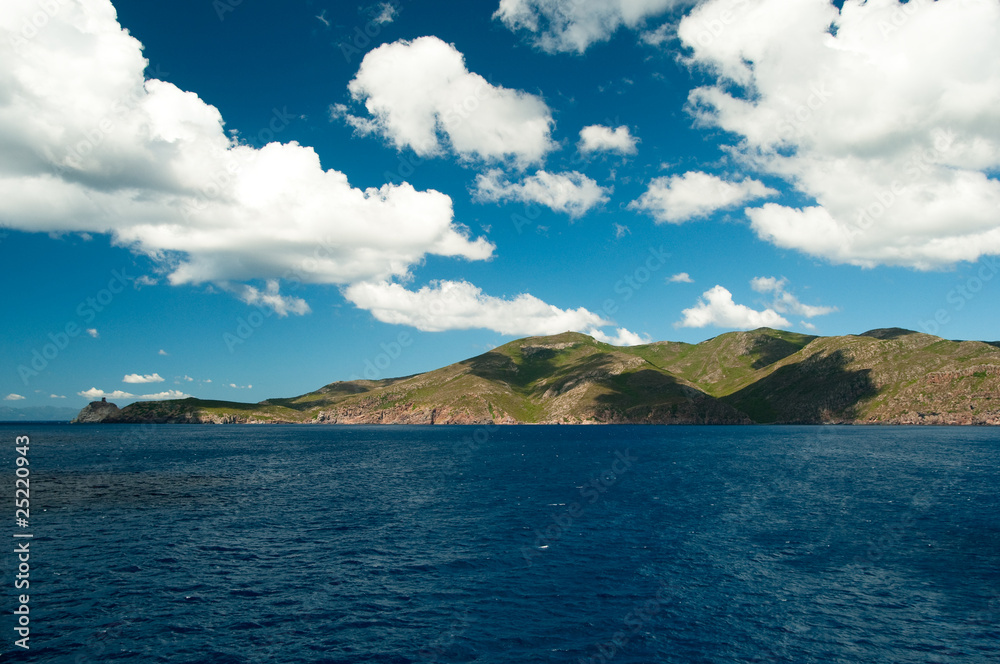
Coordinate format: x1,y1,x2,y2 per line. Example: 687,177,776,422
0,424,997,663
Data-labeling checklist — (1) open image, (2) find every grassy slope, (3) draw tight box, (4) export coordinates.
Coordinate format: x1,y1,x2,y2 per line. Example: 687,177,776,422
113,328,1000,424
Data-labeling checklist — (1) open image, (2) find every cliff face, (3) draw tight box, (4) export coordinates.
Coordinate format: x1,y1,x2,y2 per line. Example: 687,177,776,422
71,328,1000,425
71,400,121,423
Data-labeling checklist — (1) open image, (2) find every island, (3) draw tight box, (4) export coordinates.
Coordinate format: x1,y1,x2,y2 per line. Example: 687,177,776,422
73,328,1000,426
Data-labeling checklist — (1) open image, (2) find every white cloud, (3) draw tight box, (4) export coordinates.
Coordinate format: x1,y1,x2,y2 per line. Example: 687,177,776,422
680,0,1000,269
0,3,493,315
344,280,645,342
229,384,252,389
50,394,66,399
78,388,134,400
614,223,631,239
373,2,398,25
5,394,26,401
668,272,693,283
232,280,311,317
589,327,650,346
494,0,690,53
341,36,555,165
158,349,169,356
629,171,777,223
677,285,790,330
123,373,165,384
86,328,99,338
473,169,609,218
578,125,638,155
750,276,836,318
135,275,158,287
78,387,189,401
136,390,190,400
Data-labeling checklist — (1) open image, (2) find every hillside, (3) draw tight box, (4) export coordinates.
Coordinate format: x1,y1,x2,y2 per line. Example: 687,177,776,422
76,328,1000,425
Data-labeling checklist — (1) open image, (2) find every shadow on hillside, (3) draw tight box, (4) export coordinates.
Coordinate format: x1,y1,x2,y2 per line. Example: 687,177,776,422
462,348,620,394
859,328,916,341
749,336,813,370
723,349,877,423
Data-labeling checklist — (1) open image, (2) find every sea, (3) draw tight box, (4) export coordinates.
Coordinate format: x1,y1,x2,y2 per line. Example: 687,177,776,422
0,423,997,663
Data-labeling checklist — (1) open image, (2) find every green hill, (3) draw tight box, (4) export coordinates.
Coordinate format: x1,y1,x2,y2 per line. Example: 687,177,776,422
80,328,1000,425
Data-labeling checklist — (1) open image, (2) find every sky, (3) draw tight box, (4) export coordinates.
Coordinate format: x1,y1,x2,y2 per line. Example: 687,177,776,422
2,0,999,408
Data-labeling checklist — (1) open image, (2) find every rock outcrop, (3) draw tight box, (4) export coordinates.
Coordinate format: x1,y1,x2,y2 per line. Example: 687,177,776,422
71,399,121,423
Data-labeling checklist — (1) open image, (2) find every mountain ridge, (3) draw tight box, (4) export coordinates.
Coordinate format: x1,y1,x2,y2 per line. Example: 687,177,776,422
74,327,1000,425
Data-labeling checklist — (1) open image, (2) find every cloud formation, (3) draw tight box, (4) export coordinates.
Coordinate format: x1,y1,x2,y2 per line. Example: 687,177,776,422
750,276,836,318
78,388,190,401
343,280,644,343
495,0,689,53
578,125,638,155
5,394,26,401
474,169,609,218
339,36,555,165
630,171,776,223
677,285,790,330
0,2,493,315
122,373,165,384
680,0,1000,269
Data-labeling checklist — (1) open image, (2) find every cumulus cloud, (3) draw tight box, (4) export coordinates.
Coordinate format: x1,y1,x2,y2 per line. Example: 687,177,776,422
4,394,26,401
629,171,776,223
589,327,651,346
0,2,493,315
232,280,311,317
750,276,836,318
677,285,790,330
86,328,99,338
158,349,169,356
668,272,693,283
494,0,690,53
78,388,134,400
122,373,165,384
473,169,609,218
50,394,66,399
344,280,644,342
679,0,1000,269
578,125,638,155
339,36,555,165
136,390,191,400
77,387,190,401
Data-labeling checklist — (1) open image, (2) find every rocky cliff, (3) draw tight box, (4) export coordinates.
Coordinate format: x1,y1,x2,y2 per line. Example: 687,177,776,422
71,399,121,423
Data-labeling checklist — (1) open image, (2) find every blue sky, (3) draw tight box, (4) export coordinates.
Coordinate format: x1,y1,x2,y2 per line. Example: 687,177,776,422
2,0,999,408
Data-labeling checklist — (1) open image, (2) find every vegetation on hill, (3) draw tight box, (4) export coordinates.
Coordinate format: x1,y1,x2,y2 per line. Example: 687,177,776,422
79,328,1000,425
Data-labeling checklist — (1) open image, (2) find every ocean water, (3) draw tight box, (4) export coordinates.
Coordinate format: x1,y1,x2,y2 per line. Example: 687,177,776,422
0,424,997,663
